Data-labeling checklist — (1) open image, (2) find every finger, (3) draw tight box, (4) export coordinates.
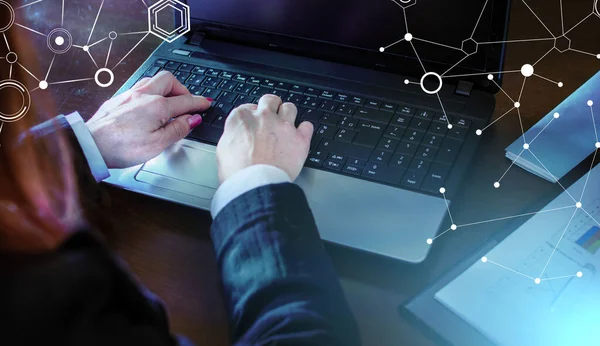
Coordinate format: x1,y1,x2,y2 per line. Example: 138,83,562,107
297,121,314,148
257,94,282,114
278,102,297,124
133,77,152,89
158,113,202,146
138,71,190,96
163,94,212,120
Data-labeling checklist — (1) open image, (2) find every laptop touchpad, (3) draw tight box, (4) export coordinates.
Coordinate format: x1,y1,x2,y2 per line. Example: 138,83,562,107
135,143,219,199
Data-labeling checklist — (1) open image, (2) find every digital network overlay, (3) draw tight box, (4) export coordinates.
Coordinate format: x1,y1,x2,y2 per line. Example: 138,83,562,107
0,0,190,136
380,0,600,285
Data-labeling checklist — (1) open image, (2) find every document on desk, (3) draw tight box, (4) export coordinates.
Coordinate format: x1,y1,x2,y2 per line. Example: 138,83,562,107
505,71,600,182
434,164,600,346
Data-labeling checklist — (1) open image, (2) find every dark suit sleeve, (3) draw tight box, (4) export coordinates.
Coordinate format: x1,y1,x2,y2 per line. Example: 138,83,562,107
210,183,361,346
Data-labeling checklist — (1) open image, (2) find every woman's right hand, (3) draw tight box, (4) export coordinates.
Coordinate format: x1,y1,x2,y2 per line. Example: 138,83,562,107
216,94,314,183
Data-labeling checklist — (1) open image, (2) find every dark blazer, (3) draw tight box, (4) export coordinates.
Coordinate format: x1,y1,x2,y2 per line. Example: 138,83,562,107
1,117,361,346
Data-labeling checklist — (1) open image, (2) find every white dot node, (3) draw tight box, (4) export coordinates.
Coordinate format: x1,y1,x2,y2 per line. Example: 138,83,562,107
404,33,413,41
55,36,64,46
108,31,118,40
521,64,534,78
83,45,89,52
523,143,530,150
514,102,521,108
534,278,541,285
487,74,493,81
439,187,446,194
404,79,409,85
426,238,433,245
588,100,594,107
558,82,563,88
597,54,600,60
447,124,453,129
39,80,48,90
596,142,600,149
554,112,560,119
379,47,385,52
476,129,483,136
451,224,457,231
577,271,583,278
576,202,582,208
481,256,488,263
494,182,500,188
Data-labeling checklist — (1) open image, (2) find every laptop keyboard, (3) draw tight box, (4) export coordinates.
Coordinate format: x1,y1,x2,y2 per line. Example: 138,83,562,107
138,59,474,194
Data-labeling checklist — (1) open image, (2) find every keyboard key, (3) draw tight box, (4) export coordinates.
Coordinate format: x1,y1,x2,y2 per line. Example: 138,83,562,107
429,122,449,135
350,96,366,106
275,81,291,91
391,113,411,128
233,94,255,106
307,150,328,167
334,93,351,103
290,84,306,93
323,160,343,171
398,105,415,115
453,117,471,128
143,66,161,77
187,85,204,96
401,172,425,189
343,164,363,175
310,136,321,150
301,109,323,122
408,159,431,173
389,154,412,170
328,153,348,163
381,102,398,113
178,63,193,72
192,66,207,74
188,124,223,144
187,74,205,85
260,79,277,88
270,89,287,97
403,129,425,143
318,140,374,161
163,68,177,74
205,68,220,77
433,114,452,124
173,71,190,83
338,116,357,129
354,122,385,148
165,61,181,70
335,104,358,116
415,110,436,120
347,158,366,167
302,96,319,109
234,83,253,94
247,76,263,85
285,92,304,104
421,163,451,193
154,58,168,66
369,150,392,165
304,87,322,97
202,88,220,100
355,108,393,124
396,141,418,156
218,80,238,92
251,86,274,97
320,90,335,99
422,133,443,147
447,126,468,140
321,113,341,126
201,77,220,88
219,71,234,79
435,138,462,165
376,138,399,152
362,164,404,185
408,117,432,131
365,100,381,109
317,125,338,139
383,126,405,139
233,74,248,83
319,100,337,112
217,91,237,103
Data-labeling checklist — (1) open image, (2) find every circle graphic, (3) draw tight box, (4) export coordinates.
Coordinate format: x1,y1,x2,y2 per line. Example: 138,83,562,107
94,68,115,88
109,31,118,40
420,72,443,94
595,0,599,17
5,51,17,64
0,79,31,122
521,64,534,77
39,80,48,90
47,28,73,54
0,0,15,33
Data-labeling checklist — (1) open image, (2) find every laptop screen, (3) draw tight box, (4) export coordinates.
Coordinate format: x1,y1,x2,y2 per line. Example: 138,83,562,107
189,0,507,84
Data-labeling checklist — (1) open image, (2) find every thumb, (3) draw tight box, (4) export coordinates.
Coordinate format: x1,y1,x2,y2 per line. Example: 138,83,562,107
297,121,314,148
159,114,202,146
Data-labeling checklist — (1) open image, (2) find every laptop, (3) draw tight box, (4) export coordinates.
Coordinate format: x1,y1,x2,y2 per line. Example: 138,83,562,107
105,0,510,263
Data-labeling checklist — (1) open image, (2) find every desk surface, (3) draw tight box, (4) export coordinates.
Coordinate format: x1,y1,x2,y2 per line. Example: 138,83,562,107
16,1,600,345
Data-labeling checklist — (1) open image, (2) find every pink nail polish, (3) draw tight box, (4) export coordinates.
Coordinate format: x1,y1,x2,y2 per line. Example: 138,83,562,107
206,97,213,102
188,114,203,129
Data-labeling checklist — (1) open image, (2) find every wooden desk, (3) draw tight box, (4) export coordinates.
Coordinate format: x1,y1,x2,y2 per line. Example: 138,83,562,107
19,0,599,345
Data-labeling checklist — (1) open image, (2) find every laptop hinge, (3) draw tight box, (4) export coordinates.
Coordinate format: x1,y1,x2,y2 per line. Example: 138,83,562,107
188,31,206,46
455,80,474,97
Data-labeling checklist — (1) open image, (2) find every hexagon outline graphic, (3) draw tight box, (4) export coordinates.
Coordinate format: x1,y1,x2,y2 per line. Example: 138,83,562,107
553,35,571,53
461,38,479,55
148,0,190,43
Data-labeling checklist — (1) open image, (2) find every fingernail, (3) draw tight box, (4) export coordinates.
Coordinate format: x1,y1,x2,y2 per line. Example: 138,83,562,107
206,97,213,102
188,114,203,129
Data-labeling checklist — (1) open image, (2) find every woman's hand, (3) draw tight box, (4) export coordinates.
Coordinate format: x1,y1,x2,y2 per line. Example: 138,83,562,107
216,94,314,183
86,71,212,168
